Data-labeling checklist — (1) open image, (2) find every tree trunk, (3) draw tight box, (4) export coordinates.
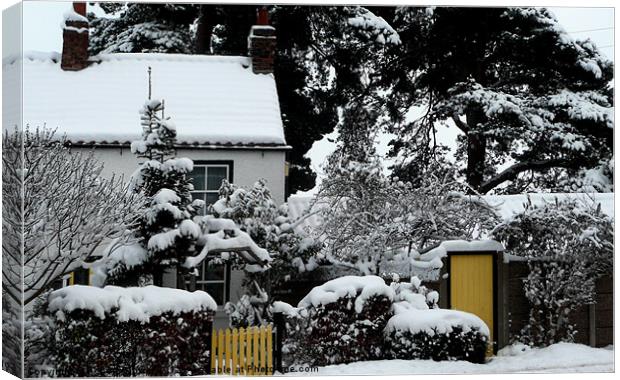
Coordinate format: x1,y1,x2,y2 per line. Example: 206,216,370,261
465,109,487,193
153,268,164,287
194,5,217,54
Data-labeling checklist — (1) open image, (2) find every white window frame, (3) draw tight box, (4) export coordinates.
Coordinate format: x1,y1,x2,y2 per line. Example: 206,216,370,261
196,261,228,305
187,161,233,305
189,163,232,211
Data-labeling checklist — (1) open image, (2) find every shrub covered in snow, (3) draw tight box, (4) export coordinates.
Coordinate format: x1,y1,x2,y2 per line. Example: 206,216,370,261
384,309,489,364
493,197,613,347
47,285,216,377
214,179,321,326
390,275,439,313
296,276,394,366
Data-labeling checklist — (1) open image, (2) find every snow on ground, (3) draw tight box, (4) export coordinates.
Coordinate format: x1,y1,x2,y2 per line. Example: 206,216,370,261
286,343,613,375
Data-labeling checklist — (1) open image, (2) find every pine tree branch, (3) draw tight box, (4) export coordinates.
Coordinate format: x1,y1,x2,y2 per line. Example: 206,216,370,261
451,113,469,133
479,158,579,194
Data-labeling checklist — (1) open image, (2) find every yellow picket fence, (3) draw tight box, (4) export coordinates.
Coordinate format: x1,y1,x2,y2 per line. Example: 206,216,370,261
211,325,273,375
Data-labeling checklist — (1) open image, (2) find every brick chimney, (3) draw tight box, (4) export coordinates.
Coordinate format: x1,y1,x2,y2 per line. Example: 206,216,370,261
61,2,89,71
248,7,276,74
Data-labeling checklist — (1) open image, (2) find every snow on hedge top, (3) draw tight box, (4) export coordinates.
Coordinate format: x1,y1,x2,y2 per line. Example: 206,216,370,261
298,275,394,313
3,52,286,147
385,309,490,337
48,285,217,322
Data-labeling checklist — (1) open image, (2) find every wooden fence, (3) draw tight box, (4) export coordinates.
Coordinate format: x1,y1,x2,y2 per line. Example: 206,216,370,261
211,325,274,375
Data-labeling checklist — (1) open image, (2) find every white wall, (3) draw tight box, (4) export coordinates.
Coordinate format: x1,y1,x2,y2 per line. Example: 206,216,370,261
76,146,287,204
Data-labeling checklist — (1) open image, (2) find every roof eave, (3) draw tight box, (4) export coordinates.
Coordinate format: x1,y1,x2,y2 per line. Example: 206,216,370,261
65,141,292,151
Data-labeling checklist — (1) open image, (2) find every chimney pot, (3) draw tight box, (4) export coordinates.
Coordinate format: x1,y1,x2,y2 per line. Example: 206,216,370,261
73,2,86,16
257,7,269,25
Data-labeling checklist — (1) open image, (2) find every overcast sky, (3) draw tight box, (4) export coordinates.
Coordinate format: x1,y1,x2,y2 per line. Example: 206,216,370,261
11,1,615,61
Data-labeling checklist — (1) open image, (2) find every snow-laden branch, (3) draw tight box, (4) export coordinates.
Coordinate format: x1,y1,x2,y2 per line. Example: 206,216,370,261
2,129,143,305
183,225,272,269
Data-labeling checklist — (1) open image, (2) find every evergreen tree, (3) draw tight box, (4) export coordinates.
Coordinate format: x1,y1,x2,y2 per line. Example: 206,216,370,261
88,3,197,54
107,98,204,285
382,7,613,193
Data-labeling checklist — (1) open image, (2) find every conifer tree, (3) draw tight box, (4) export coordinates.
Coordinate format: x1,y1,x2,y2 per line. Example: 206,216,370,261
384,7,613,193
88,3,197,54
107,97,204,286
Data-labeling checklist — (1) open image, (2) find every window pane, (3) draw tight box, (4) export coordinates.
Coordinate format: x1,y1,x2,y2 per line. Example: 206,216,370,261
188,166,206,190
73,268,89,285
207,166,228,190
202,262,225,281
203,283,225,305
205,193,219,206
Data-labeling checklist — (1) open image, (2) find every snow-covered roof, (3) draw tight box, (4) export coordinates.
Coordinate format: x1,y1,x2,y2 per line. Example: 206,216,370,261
3,51,287,147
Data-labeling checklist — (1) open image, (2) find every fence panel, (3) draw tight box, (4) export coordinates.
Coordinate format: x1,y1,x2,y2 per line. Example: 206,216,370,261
211,324,274,375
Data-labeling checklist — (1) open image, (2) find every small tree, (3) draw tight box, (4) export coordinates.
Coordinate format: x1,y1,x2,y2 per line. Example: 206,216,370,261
493,197,613,346
104,99,205,286
315,102,499,274
1,128,142,306
2,128,142,377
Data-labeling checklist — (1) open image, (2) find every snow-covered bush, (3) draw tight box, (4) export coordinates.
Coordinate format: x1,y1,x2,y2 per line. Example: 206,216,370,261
390,275,439,313
224,281,270,328
296,276,395,365
47,285,216,377
24,295,56,378
384,309,489,363
269,301,311,367
214,179,322,287
214,179,321,326
493,197,613,347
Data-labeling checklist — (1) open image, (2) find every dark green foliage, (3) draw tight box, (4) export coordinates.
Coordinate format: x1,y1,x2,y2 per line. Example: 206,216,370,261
385,327,488,364
88,3,197,54
50,308,213,377
384,7,613,193
302,295,393,366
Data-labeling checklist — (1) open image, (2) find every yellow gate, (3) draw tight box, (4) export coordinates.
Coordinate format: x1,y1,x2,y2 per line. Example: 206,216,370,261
449,254,494,354
211,325,273,375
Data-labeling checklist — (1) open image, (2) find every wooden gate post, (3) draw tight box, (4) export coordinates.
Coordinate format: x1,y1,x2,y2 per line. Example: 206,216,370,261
273,312,285,373
206,312,213,375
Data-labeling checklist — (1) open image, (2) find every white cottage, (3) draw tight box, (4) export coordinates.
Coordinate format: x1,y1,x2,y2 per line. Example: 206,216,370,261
3,4,289,324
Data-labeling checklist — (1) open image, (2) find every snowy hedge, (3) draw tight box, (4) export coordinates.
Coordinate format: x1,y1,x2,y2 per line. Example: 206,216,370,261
384,309,489,363
297,276,394,366
47,286,216,377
